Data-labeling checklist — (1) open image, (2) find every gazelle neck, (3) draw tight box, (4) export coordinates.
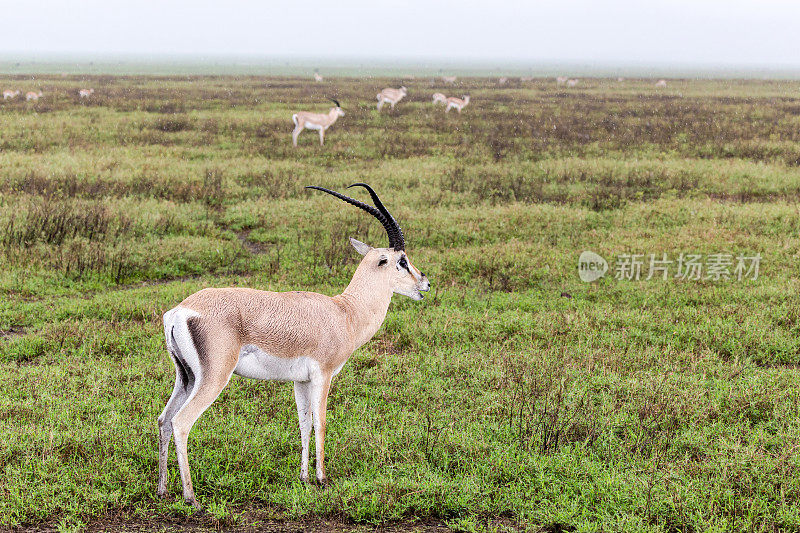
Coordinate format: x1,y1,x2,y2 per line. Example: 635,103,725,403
335,262,394,350
328,108,340,124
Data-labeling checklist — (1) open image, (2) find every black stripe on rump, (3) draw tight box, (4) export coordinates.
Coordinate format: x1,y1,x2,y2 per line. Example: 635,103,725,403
170,325,195,390
186,316,209,368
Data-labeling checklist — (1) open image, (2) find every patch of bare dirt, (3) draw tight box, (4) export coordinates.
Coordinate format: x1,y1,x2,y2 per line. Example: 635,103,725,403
13,515,456,533
235,230,267,255
0,325,25,340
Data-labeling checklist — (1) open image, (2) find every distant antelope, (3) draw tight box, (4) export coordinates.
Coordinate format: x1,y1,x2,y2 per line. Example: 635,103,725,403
314,72,323,82
291,98,345,147
655,79,667,87
617,77,625,82
376,86,407,111
498,77,508,85
25,91,43,101
79,88,95,98
566,79,579,87
3,89,20,100
157,183,429,508
432,92,447,105
445,95,470,113
442,76,457,84
556,76,568,84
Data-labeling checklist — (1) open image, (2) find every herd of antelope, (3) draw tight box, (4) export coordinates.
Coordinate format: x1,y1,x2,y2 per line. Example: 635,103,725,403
3,76,670,150
291,84,473,146
292,74,670,146
2,88,94,101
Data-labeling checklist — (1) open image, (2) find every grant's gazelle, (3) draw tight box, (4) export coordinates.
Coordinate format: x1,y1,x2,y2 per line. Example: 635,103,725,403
158,184,430,508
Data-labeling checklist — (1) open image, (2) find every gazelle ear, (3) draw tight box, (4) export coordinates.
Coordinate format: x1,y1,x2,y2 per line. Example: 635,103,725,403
349,237,373,256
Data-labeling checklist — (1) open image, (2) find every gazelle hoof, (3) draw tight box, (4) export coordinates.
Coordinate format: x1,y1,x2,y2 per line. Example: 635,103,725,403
185,498,203,511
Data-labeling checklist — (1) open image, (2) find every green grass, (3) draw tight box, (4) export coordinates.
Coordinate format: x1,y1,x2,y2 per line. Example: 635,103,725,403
1,74,799,532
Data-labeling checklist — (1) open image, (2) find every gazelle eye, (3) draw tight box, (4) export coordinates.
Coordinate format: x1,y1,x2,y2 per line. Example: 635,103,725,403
378,258,388,266
399,257,408,269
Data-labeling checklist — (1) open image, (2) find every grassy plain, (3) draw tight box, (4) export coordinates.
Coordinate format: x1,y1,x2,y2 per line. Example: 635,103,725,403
0,74,799,532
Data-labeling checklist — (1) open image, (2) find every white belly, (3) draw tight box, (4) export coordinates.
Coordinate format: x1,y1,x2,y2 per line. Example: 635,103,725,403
304,122,323,130
234,344,316,382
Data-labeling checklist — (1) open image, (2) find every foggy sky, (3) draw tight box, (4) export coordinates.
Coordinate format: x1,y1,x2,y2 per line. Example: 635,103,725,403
1,0,798,66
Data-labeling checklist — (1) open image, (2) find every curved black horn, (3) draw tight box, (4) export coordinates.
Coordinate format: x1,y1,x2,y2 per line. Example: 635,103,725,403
305,184,405,251
346,183,405,251
328,97,341,108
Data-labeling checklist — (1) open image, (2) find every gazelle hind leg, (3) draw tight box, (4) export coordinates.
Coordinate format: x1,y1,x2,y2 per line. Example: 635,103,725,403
293,381,313,482
171,352,237,508
292,126,302,147
157,355,193,497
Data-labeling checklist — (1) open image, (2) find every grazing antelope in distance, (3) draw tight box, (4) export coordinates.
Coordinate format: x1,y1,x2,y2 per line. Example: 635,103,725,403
26,91,43,101
314,72,323,82
3,89,20,100
556,76,568,84
655,79,667,87
442,75,457,84
79,88,95,98
432,92,447,105
566,79,579,87
376,86,407,111
498,77,508,85
291,98,345,147
445,95,470,113
157,183,430,508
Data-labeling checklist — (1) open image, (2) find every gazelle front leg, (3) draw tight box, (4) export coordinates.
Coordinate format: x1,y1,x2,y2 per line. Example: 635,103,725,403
293,381,313,483
318,128,325,146
310,374,332,486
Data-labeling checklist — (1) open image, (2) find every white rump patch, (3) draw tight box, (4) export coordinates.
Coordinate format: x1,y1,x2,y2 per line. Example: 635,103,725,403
162,306,203,379
234,345,318,382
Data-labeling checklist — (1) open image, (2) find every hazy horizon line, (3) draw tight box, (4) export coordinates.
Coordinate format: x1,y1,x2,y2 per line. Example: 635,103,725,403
1,53,800,79
2,51,800,68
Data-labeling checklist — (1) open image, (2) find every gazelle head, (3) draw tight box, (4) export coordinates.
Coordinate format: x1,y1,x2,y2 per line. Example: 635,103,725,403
306,183,430,300
463,95,470,103
328,97,345,117
400,86,407,95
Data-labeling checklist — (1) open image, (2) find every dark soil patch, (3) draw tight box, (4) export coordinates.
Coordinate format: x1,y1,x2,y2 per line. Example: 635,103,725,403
236,230,267,255
14,514,457,533
0,325,26,339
